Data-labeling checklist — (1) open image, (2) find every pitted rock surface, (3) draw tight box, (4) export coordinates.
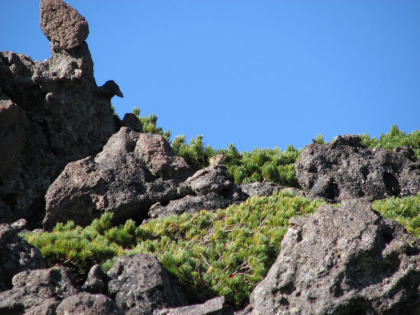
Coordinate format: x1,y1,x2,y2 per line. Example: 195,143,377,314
43,127,182,229
0,266,78,314
294,135,420,201
40,0,89,51
107,254,188,314
244,199,420,314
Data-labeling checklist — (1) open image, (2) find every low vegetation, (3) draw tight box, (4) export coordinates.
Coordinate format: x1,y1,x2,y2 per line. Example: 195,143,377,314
24,191,420,308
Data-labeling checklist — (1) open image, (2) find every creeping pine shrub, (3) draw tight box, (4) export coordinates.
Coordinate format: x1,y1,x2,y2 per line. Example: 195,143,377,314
359,125,420,159
130,190,325,307
24,192,324,308
372,193,420,238
132,106,171,141
23,193,420,308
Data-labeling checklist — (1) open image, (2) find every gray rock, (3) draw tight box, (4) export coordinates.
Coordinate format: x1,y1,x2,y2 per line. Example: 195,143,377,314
43,127,180,229
107,254,188,314
294,135,420,201
154,296,229,315
149,193,231,219
0,267,78,314
244,199,420,314
0,0,117,228
240,182,283,197
81,264,109,294
40,0,89,51
135,133,192,180
186,165,234,196
56,292,124,315
10,218,28,232
0,224,45,292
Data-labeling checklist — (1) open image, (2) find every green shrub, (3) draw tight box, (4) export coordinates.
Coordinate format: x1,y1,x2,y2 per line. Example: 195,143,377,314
372,193,420,238
132,106,171,141
24,191,324,308
359,125,420,159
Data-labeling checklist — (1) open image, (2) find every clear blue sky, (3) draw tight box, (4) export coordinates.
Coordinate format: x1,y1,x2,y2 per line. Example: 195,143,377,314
1,1,419,152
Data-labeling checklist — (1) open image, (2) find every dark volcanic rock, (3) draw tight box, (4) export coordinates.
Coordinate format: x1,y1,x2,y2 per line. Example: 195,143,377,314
0,266,78,314
56,292,124,315
43,127,181,229
294,135,420,201
0,224,45,292
40,0,89,51
122,112,143,132
243,199,420,315
0,0,120,228
149,193,231,219
81,264,109,295
107,254,188,314
135,133,192,180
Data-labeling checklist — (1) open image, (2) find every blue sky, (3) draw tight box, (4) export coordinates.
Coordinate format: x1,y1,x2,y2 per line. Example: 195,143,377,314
1,1,419,152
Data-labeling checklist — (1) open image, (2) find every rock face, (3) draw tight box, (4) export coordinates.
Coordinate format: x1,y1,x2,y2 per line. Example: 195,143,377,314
244,199,420,314
0,0,121,228
107,254,188,314
155,296,229,315
294,135,420,201
0,224,45,292
43,128,183,229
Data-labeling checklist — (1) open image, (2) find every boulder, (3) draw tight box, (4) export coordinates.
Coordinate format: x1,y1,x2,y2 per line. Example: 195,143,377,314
0,267,79,314
154,296,230,315
0,0,120,228
40,0,89,51
244,199,420,314
0,224,45,292
149,193,231,219
294,135,420,201
56,292,124,315
107,254,188,314
135,133,192,180
43,127,181,229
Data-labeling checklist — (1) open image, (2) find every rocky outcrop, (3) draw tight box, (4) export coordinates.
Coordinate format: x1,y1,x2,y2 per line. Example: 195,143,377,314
294,135,420,201
242,199,420,314
0,0,121,228
0,224,45,292
107,254,188,314
240,182,283,197
43,128,183,229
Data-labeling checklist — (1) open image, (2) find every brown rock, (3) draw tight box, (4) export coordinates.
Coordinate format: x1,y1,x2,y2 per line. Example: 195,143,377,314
40,0,89,50
136,133,192,180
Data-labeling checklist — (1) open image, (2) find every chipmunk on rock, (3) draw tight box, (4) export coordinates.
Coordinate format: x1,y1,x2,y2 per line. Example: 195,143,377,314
209,153,227,166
